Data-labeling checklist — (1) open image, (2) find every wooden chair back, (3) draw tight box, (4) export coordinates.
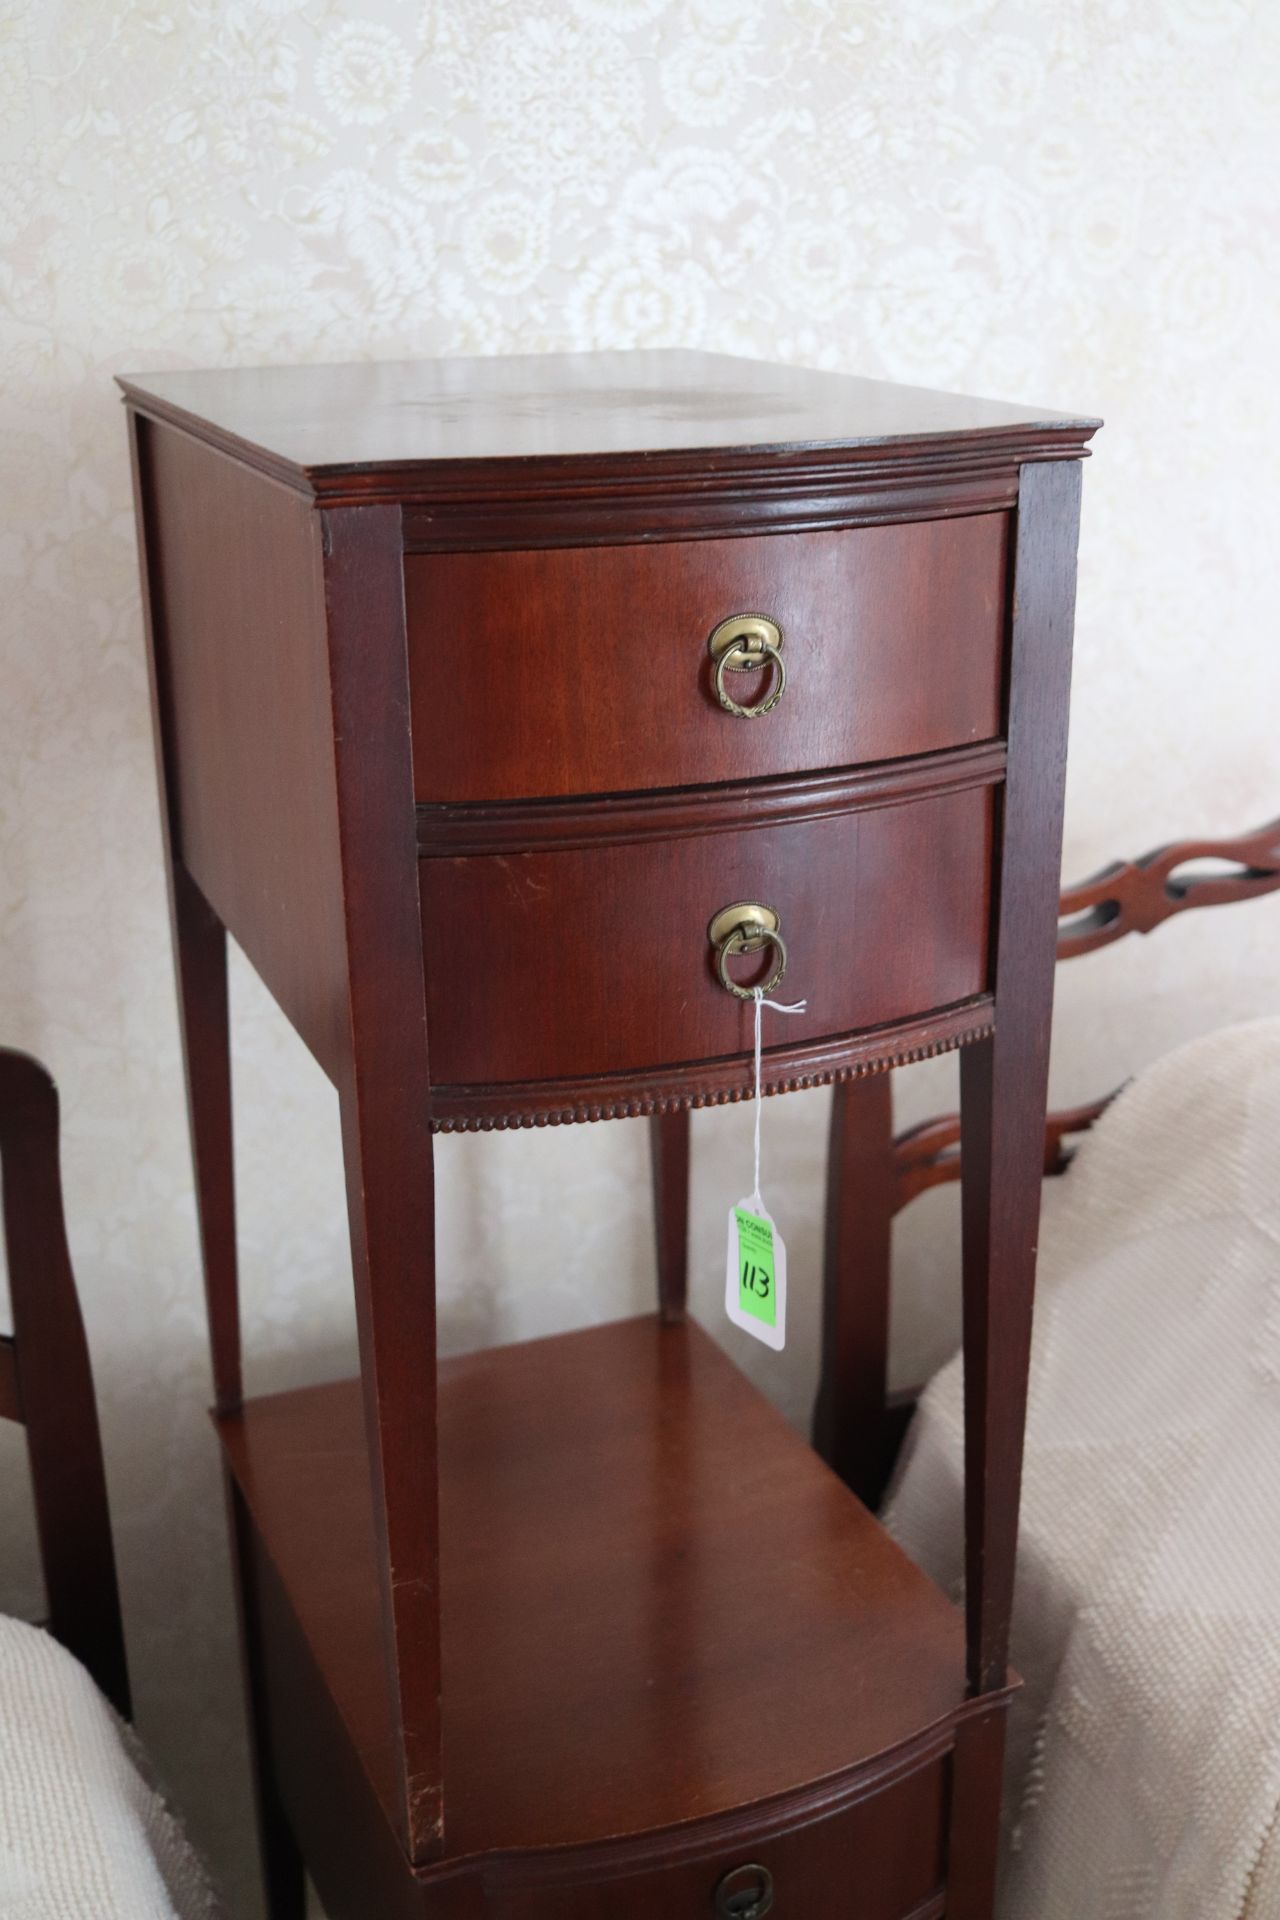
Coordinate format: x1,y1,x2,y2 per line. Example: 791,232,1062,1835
814,819,1280,1506
0,1047,130,1716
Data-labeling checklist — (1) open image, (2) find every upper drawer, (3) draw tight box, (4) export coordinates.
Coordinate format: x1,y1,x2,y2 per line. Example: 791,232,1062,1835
404,515,1008,803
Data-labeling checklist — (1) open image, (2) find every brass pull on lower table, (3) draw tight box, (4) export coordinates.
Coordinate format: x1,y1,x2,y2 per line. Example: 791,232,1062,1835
714,1862,775,1918
708,901,788,999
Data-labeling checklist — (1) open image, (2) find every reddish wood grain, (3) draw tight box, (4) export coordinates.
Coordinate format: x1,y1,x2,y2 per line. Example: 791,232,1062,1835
117,350,1098,492
1058,817,1280,957
420,783,994,1088
225,1470,307,1920
944,1707,1008,1920
495,1756,948,1920
892,1093,1111,1213
405,515,1008,801
124,352,1093,1920
129,413,245,1414
428,997,995,1133
168,870,243,1414
118,354,1096,558
321,504,444,1864
0,1049,131,1720
415,739,1006,858
820,815,1276,1510
138,422,350,1084
134,416,446,1863
649,1111,689,1322
0,1337,19,1423
239,1492,967,1920
813,1073,897,1505
960,458,1082,1697
217,1318,979,1884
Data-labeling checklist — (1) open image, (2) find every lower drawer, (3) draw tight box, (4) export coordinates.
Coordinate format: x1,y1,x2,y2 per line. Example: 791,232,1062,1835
419,781,994,1089
493,1759,947,1920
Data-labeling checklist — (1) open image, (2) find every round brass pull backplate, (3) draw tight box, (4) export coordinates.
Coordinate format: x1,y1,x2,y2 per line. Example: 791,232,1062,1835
708,903,788,1000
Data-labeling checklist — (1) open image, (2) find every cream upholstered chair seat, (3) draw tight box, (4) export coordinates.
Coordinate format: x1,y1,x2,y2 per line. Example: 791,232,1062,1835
886,1017,1280,1920
0,1615,221,1919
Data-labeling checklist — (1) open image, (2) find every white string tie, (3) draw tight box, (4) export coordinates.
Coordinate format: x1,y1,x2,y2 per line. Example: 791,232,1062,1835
750,984,807,1212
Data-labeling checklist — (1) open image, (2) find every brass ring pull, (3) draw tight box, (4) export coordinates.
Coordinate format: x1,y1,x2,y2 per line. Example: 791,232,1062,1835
713,640,786,718
708,615,786,719
714,1863,775,1919
708,903,788,1000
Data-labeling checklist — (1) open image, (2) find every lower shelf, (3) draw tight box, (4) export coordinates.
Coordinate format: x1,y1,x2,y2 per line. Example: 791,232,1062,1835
218,1314,976,1904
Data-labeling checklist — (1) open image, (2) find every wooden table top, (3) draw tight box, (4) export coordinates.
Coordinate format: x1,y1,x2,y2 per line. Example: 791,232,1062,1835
118,350,1098,480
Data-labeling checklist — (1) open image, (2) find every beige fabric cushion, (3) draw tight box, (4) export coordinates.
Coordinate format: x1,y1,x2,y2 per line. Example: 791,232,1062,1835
0,1616,221,1919
886,1015,1280,1920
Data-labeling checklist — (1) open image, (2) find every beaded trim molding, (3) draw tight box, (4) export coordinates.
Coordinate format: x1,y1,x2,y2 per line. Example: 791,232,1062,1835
430,1016,996,1134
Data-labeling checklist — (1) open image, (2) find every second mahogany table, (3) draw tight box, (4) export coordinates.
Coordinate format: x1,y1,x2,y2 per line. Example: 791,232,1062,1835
121,350,1097,1920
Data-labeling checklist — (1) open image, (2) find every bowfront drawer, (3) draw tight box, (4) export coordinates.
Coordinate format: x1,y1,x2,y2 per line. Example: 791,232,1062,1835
495,1758,947,1920
405,514,1008,802
419,770,994,1093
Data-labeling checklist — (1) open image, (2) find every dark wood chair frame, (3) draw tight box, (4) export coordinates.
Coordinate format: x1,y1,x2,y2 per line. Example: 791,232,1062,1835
648,817,1280,1506
797,816,1280,1507
0,1046,131,1718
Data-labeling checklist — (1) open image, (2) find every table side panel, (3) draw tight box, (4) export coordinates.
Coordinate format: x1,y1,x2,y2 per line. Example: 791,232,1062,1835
137,418,348,1079
240,1503,447,1920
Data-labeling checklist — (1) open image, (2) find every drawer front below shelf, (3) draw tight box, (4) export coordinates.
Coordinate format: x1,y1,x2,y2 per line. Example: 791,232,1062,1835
420,781,993,1090
493,1759,947,1920
404,514,1008,803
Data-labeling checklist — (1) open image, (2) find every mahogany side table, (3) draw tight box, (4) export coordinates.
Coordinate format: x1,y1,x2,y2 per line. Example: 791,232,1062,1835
121,352,1097,1920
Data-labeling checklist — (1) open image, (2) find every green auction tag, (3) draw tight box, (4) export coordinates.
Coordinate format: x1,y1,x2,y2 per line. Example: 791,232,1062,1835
724,1196,787,1351
735,1207,777,1327
722,987,804,1354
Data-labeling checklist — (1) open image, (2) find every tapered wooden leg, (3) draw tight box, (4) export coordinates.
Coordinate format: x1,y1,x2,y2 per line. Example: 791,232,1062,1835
171,865,242,1415
649,1110,690,1322
960,1032,1051,1695
813,1073,896,1505
226,1474,307,1920
334,1066,442,1861
325,506,443,1864
960,457,1083,1697
130,402,242,1417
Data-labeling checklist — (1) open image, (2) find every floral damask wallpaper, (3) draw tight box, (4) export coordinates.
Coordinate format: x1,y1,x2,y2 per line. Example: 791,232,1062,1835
2,1,1279,1911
